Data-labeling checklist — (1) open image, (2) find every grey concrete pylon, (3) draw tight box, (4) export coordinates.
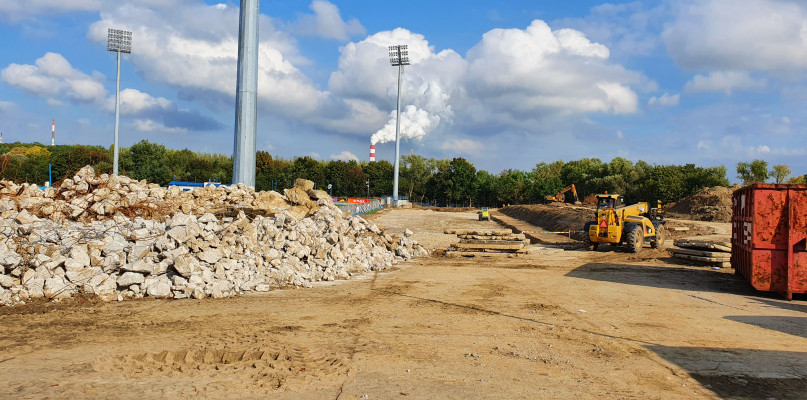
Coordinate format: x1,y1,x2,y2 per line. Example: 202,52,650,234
232,0,259,187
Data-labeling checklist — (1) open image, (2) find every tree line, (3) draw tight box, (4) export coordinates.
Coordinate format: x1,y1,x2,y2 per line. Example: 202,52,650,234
1,140,803,207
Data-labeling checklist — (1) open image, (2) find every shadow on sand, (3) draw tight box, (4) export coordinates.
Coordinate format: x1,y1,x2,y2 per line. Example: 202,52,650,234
565,263,756,295
649,345,807,400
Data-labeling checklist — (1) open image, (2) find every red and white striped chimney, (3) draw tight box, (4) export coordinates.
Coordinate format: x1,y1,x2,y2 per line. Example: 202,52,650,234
51,119,55,146
370,144,376,162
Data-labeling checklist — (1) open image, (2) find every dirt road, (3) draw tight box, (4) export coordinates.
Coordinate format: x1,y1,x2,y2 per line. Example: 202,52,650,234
1,209,805,399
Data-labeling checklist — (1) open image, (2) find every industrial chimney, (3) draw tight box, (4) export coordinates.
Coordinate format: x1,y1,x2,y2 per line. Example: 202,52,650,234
370,144,376,162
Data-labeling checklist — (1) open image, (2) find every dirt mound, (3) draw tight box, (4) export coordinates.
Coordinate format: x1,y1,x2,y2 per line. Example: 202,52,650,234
498,205,593,240
666,186,738,222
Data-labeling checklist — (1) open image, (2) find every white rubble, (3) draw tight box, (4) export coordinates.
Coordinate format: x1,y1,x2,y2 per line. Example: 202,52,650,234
0,166,428,306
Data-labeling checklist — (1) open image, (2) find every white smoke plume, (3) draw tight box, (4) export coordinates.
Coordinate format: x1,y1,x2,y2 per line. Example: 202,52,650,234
370,105,440,144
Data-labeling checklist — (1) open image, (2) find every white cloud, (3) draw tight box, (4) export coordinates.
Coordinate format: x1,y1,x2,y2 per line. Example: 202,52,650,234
663,0,807,73
464,20,647,122
440,139,484,155
330,151,359,161
133,119,188,135
332,21,646,148
648,92,679,107
291,0,365,41
0,99,14,112
685,71,766,94
103,88,171,115
86,2,322,118
1,52,106,102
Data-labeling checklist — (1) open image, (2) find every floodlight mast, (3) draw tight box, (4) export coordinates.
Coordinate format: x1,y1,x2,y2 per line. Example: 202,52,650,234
107,29,131,176
232,0,260,187
388,44,409,206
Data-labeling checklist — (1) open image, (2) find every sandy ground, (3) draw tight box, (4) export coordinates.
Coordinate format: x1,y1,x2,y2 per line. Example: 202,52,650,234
1,209,805,399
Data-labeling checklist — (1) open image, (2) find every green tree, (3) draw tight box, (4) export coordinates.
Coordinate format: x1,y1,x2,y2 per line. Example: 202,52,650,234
770,164,791,184
401,154,431,201
530,161,564,202
474,170,497,207
126,140,170,185
737,160,769,184
425,160,451,205
447,158,477,206
290,156,324,189
363,160,393,197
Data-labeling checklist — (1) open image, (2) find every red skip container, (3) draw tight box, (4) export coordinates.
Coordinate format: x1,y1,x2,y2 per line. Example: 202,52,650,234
731,184,807,299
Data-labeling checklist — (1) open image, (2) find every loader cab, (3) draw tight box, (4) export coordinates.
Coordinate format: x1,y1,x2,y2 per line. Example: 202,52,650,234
596,195,625,210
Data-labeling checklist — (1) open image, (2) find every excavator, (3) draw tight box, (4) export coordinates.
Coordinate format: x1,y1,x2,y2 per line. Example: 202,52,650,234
584,193,665,252
545,184,582,205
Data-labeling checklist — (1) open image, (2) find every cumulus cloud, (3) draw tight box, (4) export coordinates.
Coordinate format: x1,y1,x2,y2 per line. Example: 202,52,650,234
663,0,807,73
334,21,646,147
86,1,322,118
648,92,679,106
1,52,106,102
464,20,647,124
685,71,767,94
291,0,365,41
440,139,484,155
133,119,189,135
330,151,359,161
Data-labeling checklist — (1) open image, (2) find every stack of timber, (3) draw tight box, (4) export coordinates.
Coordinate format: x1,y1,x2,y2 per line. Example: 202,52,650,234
443,229,529,257
668,238,731,268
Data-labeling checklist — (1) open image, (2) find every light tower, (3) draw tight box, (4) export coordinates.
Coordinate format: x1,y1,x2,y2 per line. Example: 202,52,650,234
388,44,409,206
107,28,132,176
232,0,260,187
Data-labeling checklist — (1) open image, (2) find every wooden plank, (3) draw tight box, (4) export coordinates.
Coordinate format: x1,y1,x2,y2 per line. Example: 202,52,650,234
444,229,513,236
453,242,526,250
669,247,730,258
458,239,529,246
446,250,527,257
673,253,731,263
457,234,526,241
673,239,731,252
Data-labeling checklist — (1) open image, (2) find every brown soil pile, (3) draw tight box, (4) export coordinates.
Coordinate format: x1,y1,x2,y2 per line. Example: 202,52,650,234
498,205,593,240
666,185,738,222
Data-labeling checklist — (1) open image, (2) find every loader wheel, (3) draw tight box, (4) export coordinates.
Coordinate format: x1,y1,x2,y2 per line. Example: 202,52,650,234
651,224,665,249
583,222,596,250
626,223,643,253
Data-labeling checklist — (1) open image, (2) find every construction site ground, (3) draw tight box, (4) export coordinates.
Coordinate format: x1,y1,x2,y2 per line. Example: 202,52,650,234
1,208,805,399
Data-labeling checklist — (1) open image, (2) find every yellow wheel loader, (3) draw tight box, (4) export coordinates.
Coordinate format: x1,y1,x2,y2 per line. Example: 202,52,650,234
584,194,665,252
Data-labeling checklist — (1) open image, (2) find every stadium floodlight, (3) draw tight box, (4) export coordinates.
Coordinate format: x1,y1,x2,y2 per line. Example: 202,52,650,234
388,45,409,206
232,0,260,187
107,29,132,176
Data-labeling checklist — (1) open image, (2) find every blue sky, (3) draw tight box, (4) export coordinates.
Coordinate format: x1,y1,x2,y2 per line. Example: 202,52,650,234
0,0,805,180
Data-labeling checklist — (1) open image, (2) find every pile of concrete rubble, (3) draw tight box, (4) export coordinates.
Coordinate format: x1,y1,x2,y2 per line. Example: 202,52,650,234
0,166,427,306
